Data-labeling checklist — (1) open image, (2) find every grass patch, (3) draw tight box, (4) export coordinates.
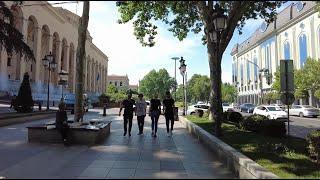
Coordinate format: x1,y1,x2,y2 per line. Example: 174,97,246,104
186,115,320,179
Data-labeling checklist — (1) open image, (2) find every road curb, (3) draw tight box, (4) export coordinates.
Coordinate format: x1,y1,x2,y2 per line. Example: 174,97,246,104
179,116,279,179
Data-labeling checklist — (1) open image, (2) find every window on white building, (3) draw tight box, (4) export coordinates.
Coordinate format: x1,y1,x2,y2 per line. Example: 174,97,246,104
246,60,250,82
253,57,258,82
240,63,244,84
115,82,117,86
299,34,308,68
284,41,291,60
120,82,123,86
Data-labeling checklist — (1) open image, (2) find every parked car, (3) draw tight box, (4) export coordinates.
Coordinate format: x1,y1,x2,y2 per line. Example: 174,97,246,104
288,105,319,118
269,104,286,110
222,103,234,112
239,103,255,113
253,105,288,120
187,104,209,115
232,103,240,110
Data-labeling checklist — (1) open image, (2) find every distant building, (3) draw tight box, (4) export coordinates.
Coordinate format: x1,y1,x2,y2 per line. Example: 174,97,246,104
129,85,138,91
107,75,129,90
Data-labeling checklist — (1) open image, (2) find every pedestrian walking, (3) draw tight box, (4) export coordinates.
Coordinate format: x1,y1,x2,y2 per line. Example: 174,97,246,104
149,94,161,137
56,101,69,146
135,93,147,135
163,91,175,137
119,93,135,137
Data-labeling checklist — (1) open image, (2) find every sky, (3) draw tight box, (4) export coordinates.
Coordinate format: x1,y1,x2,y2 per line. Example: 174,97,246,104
50,1,294,86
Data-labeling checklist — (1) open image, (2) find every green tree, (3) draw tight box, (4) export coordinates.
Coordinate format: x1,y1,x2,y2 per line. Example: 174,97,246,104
187,74,210,103
221,83,237,103
75,1,90,122
107,84,118,94
16,72,34,113
116,1,284,136
0,1,35,61
263,91,280,104
139,69,175,100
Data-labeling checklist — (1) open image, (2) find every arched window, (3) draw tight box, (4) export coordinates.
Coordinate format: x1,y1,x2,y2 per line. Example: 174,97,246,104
240,63,243,84
253,57,258,81
120,82,123,86
299,34,308,67
284,41,290,60
246,60,250,82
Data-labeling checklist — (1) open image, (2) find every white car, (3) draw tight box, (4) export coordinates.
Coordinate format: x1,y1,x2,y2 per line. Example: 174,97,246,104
253,105,288,120
187,104,209,115
289,105,320,118
222,103,234,112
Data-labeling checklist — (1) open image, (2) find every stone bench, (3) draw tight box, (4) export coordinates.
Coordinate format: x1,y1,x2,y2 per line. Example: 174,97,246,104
27,120,111,145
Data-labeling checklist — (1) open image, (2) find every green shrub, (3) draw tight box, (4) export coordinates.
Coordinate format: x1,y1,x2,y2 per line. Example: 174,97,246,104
223,111,243,128
261,120,286,137
241,114,268,132
306,129,320,164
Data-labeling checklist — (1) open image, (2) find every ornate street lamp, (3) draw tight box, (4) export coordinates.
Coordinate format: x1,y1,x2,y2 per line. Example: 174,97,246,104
42,51,57,111
179,57,187,116
58,70,68,101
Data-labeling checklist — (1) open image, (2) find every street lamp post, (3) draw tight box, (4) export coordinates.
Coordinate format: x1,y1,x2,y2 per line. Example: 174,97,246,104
179,57,186,116
42,51,57,111
171,57,180,101
247,60,269,105
58,70,68,101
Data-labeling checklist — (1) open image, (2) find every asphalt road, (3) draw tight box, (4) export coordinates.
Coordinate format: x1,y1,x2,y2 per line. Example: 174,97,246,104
236,109,320,139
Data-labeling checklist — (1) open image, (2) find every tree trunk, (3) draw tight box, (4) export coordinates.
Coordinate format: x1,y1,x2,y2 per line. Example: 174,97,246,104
74,2,90,122
207,41,223,137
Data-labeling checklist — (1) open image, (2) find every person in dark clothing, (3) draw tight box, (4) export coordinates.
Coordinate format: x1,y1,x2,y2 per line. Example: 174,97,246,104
10,95,17,109
56,101,69,146
119,93,135,137
163,91,175,137
149,94,161,137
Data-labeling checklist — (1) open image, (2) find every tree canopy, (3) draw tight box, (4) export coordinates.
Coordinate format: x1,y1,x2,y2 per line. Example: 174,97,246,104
187,74,210,103
221,83,237,103
139,68,175,100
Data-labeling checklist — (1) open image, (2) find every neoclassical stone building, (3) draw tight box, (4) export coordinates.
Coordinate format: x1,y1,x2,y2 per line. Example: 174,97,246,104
231,1,320,107
0,1,108,102
107,75,129,91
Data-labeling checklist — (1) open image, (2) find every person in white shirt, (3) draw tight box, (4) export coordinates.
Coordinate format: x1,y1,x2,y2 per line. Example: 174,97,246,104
135,93,147,135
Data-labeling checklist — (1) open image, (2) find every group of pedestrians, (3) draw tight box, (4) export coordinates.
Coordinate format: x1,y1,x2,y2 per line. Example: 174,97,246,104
119,91,175,138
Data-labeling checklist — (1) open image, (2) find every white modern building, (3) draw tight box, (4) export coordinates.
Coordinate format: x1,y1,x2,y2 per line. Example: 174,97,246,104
231,1,320,107
0,1,108,103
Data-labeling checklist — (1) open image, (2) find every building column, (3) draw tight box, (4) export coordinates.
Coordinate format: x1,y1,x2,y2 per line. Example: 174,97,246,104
72,50,76,93
64,45,69,72
20,18,29,80
34,26,42,82
55,40,62,85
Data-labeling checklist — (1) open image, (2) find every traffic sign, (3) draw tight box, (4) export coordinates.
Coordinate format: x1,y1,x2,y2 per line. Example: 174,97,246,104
280,92,295,105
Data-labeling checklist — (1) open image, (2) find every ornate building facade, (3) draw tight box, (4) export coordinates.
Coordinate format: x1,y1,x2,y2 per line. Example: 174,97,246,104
0,1,108,102
231,1,319,107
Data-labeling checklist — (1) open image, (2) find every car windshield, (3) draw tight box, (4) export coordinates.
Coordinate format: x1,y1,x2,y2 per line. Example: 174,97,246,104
302,105,314,108
266,106,282,111
246,104,255,107
222,103,229,106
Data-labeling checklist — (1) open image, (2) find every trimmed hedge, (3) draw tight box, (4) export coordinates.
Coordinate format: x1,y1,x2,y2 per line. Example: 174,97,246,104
306,129,320,164
240,114,267,132
222,111,243,127
240,114,286,137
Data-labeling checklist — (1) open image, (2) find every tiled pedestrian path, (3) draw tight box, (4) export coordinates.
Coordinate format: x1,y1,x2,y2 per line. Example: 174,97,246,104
0,109,236,179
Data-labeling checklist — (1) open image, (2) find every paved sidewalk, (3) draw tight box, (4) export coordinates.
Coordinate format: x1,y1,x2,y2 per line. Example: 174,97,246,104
0,109,236,179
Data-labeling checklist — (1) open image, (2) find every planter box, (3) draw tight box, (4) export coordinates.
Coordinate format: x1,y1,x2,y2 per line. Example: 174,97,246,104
27,121,111,145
